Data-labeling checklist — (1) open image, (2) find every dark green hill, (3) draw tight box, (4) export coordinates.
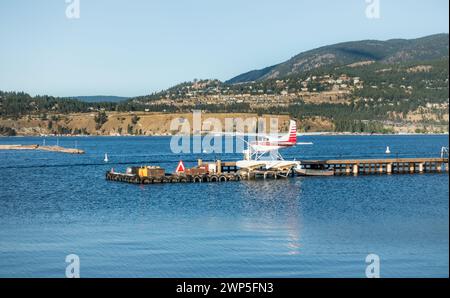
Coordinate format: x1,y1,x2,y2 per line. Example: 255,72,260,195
227,33,449,84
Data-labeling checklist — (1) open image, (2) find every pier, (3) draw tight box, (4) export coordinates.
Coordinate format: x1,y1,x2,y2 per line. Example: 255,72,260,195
299,157,449,175
217,157,449,176
106,156,449,185
209,157,450,175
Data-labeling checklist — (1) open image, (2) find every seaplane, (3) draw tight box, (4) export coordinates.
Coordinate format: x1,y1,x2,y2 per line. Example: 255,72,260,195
235,120,312,171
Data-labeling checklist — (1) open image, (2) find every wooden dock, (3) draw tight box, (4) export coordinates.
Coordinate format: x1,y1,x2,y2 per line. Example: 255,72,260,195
106,156,448,185
218,157,449,176
220,157,449,178
106,171,242,184
299,157,449,175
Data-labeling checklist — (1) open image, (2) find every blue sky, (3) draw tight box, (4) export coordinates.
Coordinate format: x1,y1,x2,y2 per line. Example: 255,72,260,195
0,0,448,97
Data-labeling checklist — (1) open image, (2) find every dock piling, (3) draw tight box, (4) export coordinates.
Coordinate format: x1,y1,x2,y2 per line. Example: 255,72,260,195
386,163,392,174
352,164,359,175
216,160,222,174
409,163,415,174
419,163,424,173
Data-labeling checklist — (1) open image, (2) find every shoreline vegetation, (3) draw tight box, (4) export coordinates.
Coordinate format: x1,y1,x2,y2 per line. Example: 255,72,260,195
0,111,448,137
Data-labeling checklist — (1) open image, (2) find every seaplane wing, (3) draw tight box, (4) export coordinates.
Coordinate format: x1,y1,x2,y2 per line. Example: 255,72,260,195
249,143,284,152
210,132,312,138
211,132,292,138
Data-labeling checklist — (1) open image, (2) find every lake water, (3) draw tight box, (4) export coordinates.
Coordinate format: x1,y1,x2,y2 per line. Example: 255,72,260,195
0,135,448,277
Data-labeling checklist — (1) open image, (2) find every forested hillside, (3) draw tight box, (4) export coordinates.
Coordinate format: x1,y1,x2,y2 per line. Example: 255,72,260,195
1,34,448,135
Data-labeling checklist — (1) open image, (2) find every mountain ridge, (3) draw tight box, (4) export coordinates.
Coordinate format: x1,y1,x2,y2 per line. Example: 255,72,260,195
227,33,449,84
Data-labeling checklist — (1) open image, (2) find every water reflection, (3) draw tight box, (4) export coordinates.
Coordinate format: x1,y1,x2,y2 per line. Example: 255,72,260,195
239,179,303,256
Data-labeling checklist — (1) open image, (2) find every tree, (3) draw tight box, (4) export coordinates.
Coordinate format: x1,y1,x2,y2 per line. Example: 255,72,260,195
131,114,140,125
127,124,134,135
0,126,17,136
94,111,108,130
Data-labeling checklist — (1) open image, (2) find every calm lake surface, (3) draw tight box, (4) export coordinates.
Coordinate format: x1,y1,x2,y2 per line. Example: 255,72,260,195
0,135,448,277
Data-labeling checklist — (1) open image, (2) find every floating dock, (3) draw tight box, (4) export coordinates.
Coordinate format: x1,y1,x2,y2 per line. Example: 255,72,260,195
106,157,449,184
106,171,241,184
300,157,449,175
0,144,84,154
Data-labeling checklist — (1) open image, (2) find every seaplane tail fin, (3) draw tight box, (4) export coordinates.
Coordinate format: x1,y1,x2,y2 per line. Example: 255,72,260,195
279,120,297,144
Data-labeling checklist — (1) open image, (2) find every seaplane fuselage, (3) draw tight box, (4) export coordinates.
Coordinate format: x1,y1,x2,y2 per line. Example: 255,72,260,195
248,120,297,152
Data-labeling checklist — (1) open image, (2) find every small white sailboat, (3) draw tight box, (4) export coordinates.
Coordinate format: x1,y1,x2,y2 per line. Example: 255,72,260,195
385,146,391,154
104,153,109,162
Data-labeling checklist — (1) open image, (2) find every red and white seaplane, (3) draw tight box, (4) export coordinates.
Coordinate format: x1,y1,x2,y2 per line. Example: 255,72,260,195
236,120,312,171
